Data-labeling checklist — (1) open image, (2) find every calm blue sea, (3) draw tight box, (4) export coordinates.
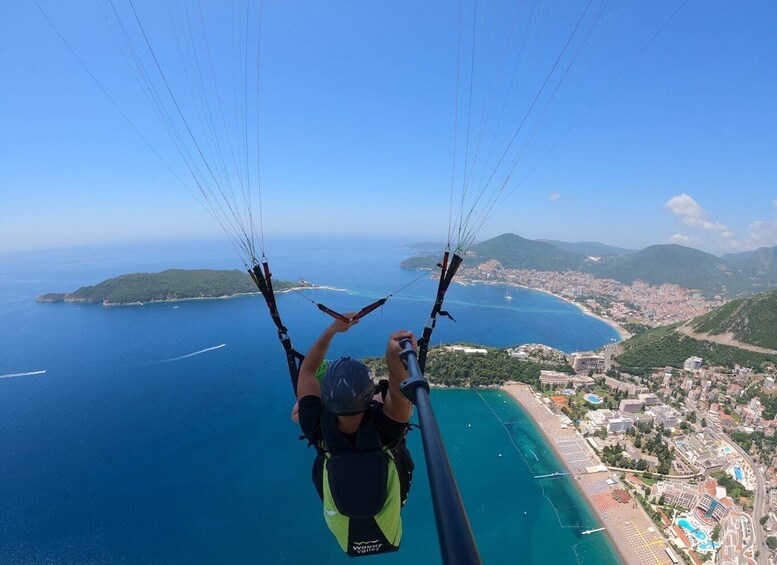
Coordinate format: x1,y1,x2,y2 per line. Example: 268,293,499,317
0,237,620,564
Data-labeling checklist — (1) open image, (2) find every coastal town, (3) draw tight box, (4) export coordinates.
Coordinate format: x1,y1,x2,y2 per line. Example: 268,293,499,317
430,259,777,564
459,260,727,331
497,345,777,565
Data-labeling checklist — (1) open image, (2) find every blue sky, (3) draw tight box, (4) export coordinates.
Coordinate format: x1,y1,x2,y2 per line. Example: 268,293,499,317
1,1,775,255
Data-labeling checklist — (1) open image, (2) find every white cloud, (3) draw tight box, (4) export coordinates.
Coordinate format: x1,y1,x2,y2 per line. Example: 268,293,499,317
549,192,561,202
748,219,777,248
669,233,691,244
664,194,777,252
665,193,741,251
665,193,705,220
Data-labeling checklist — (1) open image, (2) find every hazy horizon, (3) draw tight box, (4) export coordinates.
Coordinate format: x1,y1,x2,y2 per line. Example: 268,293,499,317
1,229,773,261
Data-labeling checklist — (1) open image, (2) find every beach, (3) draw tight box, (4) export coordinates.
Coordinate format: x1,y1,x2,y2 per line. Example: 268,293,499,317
502,383,673,565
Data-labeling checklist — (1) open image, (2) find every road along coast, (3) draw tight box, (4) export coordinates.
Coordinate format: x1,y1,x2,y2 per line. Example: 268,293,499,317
502,383,674,565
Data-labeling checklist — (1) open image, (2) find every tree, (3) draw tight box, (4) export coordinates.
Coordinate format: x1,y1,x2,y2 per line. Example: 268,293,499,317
766,537,777,550
760,515,769,526
658,494,666,506
701,418,707,427
712,524,720,542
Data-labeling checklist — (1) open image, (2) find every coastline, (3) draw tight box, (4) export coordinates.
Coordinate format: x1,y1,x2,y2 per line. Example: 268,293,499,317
501,383,672,565
461,277,631,341
37,285,345,307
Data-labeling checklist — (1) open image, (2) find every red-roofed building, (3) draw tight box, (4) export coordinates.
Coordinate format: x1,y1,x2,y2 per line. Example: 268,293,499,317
688,550,703,565
671,525,691,549
623,473,644,490
719,413,735,428
549,395,568,408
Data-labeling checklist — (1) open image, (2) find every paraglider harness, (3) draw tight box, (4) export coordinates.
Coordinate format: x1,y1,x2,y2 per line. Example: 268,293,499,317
308,379,416,557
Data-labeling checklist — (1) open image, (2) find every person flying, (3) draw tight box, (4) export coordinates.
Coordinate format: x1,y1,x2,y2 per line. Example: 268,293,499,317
296,314,415,557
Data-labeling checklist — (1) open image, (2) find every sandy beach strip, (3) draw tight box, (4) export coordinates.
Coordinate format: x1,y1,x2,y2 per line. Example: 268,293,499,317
502,383,672,565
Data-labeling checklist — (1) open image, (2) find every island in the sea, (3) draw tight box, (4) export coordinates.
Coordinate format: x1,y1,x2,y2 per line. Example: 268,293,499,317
36,269,316,306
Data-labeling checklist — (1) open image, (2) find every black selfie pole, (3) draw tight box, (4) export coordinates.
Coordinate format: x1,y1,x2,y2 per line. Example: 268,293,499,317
398,338,481,565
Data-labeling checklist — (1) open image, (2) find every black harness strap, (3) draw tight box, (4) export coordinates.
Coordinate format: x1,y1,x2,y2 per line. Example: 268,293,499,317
316,303,352,323
316,297,387,323
417,251,463,372
249,260,305,394
351,298,387,320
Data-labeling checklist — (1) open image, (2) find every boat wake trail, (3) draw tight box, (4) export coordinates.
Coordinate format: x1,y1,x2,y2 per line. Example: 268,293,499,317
162,344,226,362
0,370,47,379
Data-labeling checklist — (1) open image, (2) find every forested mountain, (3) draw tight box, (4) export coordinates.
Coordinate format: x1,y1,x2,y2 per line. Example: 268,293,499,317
468,234,588,270
537,239,637,257
402,233,777,295
722,246,777,287
592,245,747,293
401,233,589,271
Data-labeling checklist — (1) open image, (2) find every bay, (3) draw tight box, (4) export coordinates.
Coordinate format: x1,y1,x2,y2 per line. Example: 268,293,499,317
0,237,620,563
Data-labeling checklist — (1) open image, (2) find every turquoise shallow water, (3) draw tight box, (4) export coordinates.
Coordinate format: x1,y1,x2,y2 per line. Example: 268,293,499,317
0,238,620,563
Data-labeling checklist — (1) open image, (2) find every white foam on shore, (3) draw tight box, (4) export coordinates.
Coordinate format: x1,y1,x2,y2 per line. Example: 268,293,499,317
163,344,226,362
0,370,46,379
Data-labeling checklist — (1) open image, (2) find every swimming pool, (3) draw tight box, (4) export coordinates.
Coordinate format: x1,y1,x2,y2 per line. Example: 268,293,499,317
677,517,720,553
585,394,603,404
678,519,707,541
732,466,743,481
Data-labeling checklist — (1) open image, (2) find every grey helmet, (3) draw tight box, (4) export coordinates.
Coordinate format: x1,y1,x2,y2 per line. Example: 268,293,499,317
321,357,375,415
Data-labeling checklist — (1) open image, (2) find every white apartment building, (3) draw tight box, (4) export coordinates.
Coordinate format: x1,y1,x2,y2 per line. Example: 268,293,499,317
684,356,703,371
570,352,606,374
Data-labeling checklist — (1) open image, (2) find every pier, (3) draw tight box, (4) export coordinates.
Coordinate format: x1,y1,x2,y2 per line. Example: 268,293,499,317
533,471,569,479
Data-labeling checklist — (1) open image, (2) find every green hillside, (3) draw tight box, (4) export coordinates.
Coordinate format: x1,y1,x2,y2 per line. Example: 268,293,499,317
469,233,586,270
593,244,746,293
615,324,777,373
363,345,571,387
690,289,777,349
722,246,777,286
401,234,774,294
401,233,587,271
37,269,308,305
537,239,637,256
